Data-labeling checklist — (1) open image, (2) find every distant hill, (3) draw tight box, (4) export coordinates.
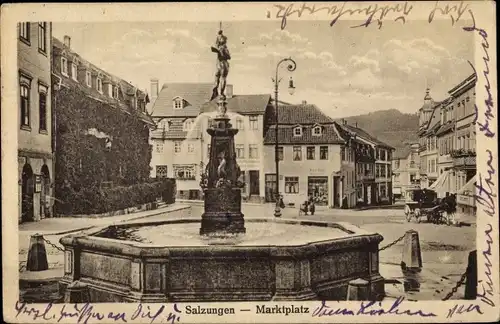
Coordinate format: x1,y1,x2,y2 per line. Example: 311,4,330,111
337,109,419,150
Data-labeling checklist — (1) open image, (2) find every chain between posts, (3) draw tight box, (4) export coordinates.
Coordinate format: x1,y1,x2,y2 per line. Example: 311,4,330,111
441,271,468,301
378,232,407,252
41,236,65,252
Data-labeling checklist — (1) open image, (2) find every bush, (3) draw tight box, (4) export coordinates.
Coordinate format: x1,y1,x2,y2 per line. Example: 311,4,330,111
55,179,176,215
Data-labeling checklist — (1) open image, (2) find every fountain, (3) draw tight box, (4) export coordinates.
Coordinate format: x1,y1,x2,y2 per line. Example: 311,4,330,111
59,26,385,302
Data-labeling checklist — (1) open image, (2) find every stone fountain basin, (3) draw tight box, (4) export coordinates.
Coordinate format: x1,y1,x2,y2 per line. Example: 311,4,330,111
59,218,385,302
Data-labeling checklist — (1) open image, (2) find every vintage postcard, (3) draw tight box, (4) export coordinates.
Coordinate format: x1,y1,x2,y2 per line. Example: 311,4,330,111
1,1,499,323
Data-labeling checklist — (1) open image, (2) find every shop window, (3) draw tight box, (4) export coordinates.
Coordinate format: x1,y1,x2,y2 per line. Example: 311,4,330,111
285,177,299,194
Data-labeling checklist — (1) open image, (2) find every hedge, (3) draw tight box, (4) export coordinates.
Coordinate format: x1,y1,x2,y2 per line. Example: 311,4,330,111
56,179,176,215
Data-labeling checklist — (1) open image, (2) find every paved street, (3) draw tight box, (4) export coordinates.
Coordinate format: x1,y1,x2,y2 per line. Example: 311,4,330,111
19,203,476,301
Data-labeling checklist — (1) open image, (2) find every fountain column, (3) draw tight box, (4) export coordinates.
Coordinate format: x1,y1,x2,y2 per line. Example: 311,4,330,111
200,96,246,235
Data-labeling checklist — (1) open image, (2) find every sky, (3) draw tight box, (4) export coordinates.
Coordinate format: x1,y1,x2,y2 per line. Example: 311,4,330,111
53,19,474,118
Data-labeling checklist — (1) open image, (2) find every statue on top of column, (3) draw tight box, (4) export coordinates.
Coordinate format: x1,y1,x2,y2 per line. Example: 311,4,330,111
210,27,231,102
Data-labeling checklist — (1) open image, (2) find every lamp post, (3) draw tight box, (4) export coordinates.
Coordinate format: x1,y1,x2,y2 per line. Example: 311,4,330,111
272,57,297,217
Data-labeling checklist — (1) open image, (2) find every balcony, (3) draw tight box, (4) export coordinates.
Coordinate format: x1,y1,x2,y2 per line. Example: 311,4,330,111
451,149,476,169
360,173,375,181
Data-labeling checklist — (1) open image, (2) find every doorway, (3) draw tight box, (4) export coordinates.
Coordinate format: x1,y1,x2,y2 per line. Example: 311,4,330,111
21,164,34,223
249,171,260,196
265,173,277,202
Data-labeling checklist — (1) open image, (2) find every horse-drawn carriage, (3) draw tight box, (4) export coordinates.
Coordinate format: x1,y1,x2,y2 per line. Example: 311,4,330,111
404,188,457,225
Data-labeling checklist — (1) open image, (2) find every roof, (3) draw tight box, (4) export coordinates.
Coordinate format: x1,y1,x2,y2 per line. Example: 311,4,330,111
151,83,216,117
263,124,344,145
200,94,271,115
340,124,394,149
435,120,455,136
420,102,441,136
52,38,153,125
392,146,412,159
267,104,335,124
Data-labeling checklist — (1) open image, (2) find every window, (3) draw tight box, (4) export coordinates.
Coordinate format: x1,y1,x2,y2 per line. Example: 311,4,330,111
381,165,386,177
71,63,78,81
38,22,46,52
85,71,91,87
156,165,168,178
235,118,244,130
113,86,118,99
20,83,31,127
236,144,245,158
61,57,68,76
108,84,113,97
173,98,183,109
97,78,103,93
19,23,30,42
376,165,380,178
312,126,322,136
207,144,211,158
249,116,258,130
174,141,181,153
293,126,302,136
285,177,299,194
188,143,195,153
380,150,386,161
38,84,48,132
173,165,196,180
320,146,328,160
155,142,163,153
249,144,258,159
307,146,315,160
293,146,302,161
341,147,345,161
183,119,194,131
277,146,283,161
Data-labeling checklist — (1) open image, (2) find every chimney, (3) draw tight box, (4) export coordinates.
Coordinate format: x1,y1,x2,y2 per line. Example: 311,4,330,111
302,100,307,105
63,35,71,48
225,84,233,98
150,78,159,102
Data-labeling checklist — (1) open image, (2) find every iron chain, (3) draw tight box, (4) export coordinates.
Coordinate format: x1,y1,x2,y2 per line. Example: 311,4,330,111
41,236,65,252
378,232,407,252
441,271,468,301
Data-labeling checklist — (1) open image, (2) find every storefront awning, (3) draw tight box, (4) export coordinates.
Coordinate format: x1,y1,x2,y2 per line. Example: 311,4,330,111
429,170,450,196
458,175,476,195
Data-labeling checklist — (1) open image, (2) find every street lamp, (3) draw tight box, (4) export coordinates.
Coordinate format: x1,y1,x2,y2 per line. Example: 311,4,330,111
272,57,297,217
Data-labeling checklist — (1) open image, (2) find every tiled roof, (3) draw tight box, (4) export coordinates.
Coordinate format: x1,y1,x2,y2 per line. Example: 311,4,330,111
151,83,216,117
422,105,441,136
52,37,153,125
200,94,271,115
267,104,335,124
263,124,344,145
340,124,394,149
392,146,411,159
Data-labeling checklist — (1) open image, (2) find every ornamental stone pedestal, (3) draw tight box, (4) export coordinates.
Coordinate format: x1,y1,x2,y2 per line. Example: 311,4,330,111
200,97,246,235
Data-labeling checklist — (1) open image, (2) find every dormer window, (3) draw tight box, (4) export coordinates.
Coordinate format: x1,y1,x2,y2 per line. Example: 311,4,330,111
85,71,91,87
312,125,322,136
183,119,194,131
173,97,184,109
61,57,68,76
293,126,303,136
71,62,78,81
97,78,103,93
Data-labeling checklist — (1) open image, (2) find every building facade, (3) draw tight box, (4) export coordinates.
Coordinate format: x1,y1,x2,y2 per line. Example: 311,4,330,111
263,104,345,208
417,89,441,190
51,35,154,215
200,94,272,203
336,121,395,206
18,22,53,223
417,74,477,217
391,143,420,200
148,82,215,199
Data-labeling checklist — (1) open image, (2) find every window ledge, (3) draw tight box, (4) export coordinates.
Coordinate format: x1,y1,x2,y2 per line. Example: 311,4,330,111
38,48,48,57
19,37,31,46
20,125,32,131
39,129,48,135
